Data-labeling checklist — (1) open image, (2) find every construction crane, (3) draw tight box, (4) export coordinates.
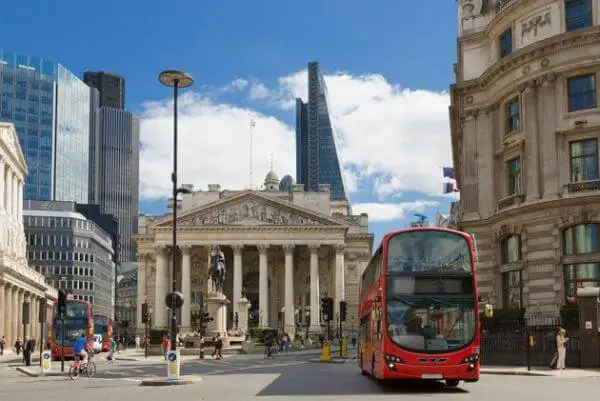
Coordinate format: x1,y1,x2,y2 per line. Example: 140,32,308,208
410,213,429,228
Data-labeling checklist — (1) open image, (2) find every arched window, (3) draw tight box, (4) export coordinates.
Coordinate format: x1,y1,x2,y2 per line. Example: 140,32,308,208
563,224,600,255
500,235,521,264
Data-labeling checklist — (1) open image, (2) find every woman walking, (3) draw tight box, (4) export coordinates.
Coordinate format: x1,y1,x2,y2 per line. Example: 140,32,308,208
556,327,569,370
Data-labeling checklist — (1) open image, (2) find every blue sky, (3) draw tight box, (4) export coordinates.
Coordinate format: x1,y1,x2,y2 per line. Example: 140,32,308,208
2,0,460,247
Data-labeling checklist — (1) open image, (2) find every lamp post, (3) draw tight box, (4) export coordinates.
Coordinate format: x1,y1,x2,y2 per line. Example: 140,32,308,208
159,70,194,352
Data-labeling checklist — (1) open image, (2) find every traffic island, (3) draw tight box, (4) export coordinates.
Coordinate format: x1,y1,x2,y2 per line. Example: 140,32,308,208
139,376,202,386
16,366,69,377
309,358,347,364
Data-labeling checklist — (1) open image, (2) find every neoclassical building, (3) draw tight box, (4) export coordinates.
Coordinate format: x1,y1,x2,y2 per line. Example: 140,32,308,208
451,0,600,314
134,172,373,338
0,122,57,345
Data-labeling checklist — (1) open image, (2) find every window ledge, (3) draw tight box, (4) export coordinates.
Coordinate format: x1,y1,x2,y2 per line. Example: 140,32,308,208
499,262,523,273
497,194,525,211
565,179,600,193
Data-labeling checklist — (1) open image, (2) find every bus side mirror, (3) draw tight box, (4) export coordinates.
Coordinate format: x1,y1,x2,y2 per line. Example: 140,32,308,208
484,304,493,318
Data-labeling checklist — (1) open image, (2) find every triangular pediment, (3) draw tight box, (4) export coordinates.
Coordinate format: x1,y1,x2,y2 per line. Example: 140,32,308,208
154,191,348,228
0,122,28,174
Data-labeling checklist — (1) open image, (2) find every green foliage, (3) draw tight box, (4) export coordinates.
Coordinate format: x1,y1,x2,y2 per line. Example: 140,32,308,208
249,327,278,343
149,327,169,345
560,304,579,329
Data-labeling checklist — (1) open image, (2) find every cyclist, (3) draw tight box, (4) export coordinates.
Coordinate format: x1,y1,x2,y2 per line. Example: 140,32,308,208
73,333,89,366
264,332,274,357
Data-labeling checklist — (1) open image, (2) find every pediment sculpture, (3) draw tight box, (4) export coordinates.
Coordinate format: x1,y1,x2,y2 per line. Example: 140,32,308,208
178,200,323,226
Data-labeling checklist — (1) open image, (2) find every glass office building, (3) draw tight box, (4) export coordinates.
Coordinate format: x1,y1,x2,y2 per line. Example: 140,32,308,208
0,50,92,203
295,61,349,202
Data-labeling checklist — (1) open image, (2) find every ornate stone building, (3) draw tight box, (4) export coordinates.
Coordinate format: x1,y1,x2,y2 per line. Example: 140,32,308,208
451,0,600,315
134,172,373,338
0,122,57,345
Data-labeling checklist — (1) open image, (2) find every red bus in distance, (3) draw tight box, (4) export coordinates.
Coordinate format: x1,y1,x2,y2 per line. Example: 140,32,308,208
50,299,93,360
358,227,489,387
93,314,113,352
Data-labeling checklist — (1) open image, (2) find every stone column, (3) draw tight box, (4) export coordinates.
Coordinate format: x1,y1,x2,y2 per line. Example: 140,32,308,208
136,254,147,331
154,246,168,327
30,296,36,340
334,244,345,318
11,175,18,217
181,246,192,331
232,245,243,312
0,283,5,337
283,244,295,337
12,288,19,342
0,161,5,211
523,82,540,201
309,245,321,332
539,74,559,199
5,171,12,219
5,285,13,344
17,180,23,220
258,245,269,327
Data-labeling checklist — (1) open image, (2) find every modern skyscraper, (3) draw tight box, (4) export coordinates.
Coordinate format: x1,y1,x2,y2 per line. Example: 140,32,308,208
0,49,93,203
90,107,139,262
295,62,349,203
83,71,125,110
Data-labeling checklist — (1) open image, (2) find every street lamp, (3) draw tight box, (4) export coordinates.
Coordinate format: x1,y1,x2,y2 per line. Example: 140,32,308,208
158,70,194,352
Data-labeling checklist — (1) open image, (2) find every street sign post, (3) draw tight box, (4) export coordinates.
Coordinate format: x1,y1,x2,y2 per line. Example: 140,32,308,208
167,349,180,380
41,350,51,375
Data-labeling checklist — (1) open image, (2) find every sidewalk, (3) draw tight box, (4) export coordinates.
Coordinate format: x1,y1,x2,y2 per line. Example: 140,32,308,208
481,366,600,378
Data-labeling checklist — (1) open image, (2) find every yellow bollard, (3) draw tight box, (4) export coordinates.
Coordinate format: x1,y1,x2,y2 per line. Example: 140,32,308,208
341,337,348,358
320,342,331,362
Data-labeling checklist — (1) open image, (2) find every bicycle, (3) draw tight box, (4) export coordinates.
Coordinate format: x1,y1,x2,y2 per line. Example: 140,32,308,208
69,351,96,380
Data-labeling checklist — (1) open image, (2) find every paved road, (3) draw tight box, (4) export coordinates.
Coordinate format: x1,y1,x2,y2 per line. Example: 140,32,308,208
1,356,598,401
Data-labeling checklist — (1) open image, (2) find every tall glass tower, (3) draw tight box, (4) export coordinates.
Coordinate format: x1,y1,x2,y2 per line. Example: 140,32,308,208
0,49,92,202
295,61,348,202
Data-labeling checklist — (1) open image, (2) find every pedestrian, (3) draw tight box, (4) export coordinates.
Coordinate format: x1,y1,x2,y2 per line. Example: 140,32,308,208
212,334,223,360
135,336,141,351
556,327,569,370
14,338,22,355
0,335,5,355
161,335,170,360
107,337,118,365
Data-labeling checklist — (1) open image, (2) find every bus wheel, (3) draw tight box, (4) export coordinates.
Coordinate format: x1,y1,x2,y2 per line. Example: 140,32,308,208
445,379,460,388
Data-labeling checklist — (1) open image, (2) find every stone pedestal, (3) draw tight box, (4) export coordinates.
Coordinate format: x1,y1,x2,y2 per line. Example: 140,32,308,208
237,297,251,334
206,292,229,338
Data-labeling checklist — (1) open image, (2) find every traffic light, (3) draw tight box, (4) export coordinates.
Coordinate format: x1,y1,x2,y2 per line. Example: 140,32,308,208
142,302,148,323
320,297,334,321
340,300,347,322
58,289,67,318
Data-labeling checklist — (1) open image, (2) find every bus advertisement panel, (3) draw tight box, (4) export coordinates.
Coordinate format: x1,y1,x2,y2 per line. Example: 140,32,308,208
358,227,483,387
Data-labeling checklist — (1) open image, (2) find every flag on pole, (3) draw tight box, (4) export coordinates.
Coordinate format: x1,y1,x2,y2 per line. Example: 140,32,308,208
442,167,455,179
443,182,459,194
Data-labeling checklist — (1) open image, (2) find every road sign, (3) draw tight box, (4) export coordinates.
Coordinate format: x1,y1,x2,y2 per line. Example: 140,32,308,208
167,350,180,380
41,351,51,373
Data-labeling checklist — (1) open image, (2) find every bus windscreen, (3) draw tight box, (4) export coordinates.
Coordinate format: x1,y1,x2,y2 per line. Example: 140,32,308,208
386,230,472,274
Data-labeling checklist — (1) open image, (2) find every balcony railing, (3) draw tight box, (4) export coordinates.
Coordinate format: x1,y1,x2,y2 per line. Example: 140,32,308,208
566,179,600,193
497,193,525,210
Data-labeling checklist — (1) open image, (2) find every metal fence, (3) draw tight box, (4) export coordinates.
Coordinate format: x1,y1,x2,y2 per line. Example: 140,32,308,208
479,313,580,367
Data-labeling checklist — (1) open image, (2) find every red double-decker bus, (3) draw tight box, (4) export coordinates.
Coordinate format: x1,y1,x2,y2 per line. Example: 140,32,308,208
358,227,484,387
93,314,113,352
50,299,94,360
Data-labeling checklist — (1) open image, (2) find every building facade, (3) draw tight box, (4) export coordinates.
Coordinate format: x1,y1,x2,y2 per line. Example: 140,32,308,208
23,200,116,317
451,0,600,315
0,50,95,203
0,122,57,346
90,107,139,263
134,172,373,338
83,71,125,110
116,262,137,331
295,62,350,207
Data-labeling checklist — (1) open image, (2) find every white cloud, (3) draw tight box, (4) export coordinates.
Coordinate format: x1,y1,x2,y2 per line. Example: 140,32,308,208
249,82,270,100
352,200,440,223
270,69,452,197
139,92,295,199
138,67,452,209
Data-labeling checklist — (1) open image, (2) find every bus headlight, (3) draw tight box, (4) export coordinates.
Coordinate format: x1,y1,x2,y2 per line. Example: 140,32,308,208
384,354,404,369
461,353,479,370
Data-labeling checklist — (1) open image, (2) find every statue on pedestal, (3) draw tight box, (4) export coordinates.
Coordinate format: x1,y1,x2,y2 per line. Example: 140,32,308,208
209,245,226,293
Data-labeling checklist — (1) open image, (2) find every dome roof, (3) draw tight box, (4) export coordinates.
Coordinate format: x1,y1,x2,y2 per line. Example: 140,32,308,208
265,170,279,182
